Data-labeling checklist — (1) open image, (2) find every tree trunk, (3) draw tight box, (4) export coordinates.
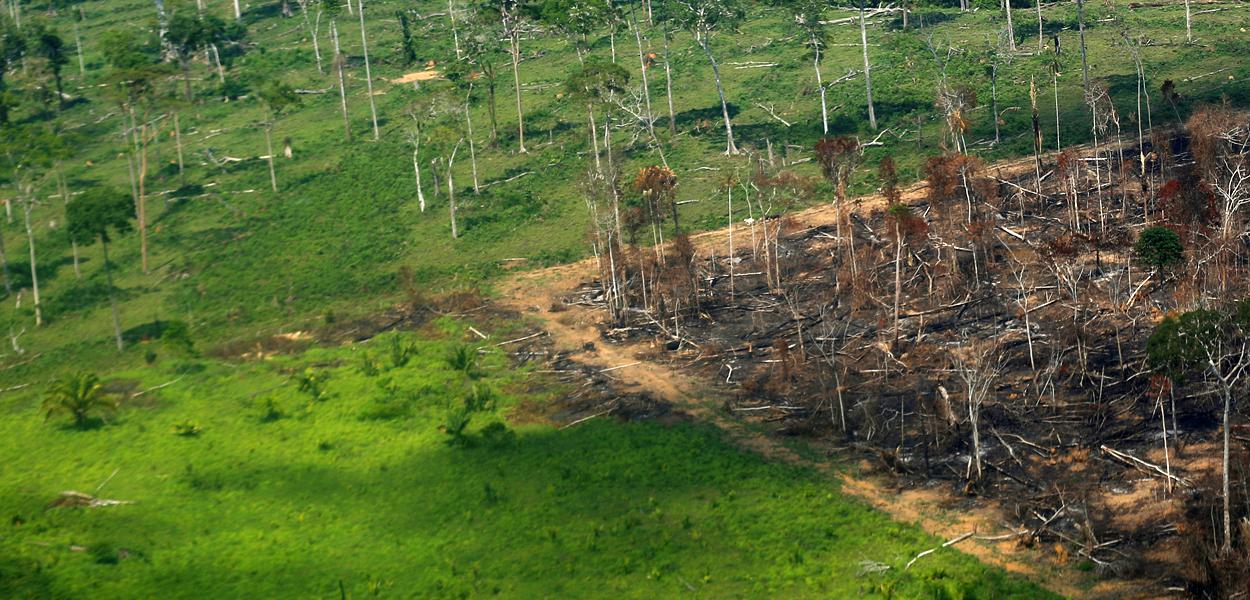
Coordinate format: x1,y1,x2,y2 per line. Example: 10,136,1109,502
812,35,828,134
137,121,150,273
210,43,225,86
180,58,193,101
0,220,10,295
412,136,426,212
1002,0,1015,51
174,111,185,181
893,223,902,346
102,237,124,351
464,87,479,193
509,27,527,153
448,141,462,238
991,65,1000,144
264,125,278,192
486,76,498,145
631,12,655,137
448,0,461,59
310,9,324,74
1036,0,1043,51
332,21,351,140
1223,384,1232,552
358,0,379,141
696,33,737,155
73,18,85,76
1184,0,1192,43
1077,0,1090,95
232,0,241,20
662,29,676,136
21,194,40,327
859,0,878,131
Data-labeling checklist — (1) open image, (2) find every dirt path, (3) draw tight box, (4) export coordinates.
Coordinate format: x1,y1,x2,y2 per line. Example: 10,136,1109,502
495,148,1149,599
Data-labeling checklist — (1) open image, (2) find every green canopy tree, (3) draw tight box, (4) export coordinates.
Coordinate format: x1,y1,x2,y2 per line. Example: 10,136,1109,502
30,22,69,110
258,82,301,193
0,16,27,124
167,10,211,101
671,0,744,154
537,0,608,63
66,187,134,351
1135,226,1183,274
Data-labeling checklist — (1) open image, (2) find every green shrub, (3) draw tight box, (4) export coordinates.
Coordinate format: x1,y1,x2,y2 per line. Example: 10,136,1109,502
388,335,417,369
295,368,334,402
446,344,479,378
1135,226,1183,271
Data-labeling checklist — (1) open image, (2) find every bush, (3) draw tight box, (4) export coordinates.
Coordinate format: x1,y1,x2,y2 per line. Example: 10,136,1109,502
295,368,334,402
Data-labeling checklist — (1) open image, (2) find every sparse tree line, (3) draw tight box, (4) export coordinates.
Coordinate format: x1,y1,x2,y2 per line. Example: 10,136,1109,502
0,0,1218,353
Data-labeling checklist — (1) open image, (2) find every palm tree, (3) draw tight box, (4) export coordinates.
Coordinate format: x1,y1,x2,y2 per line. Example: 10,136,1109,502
42,372,116,428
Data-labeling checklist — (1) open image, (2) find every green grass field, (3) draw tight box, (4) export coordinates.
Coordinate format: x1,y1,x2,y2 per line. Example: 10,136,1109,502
1,323,1055,598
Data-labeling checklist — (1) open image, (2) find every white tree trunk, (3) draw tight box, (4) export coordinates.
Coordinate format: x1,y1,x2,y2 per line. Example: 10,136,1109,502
859,0,877,130
509,28,527,153
233,0,241,20
447,141,462,238
465,87,479,193
332,21,351,140
412,142,426,212
697,33,736,155
813,36,828,134
265,125,278,192
358,0,379,141
21,194,40,327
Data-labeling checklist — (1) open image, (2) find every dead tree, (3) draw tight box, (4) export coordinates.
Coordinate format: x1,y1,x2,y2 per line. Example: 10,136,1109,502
949,339,1004,483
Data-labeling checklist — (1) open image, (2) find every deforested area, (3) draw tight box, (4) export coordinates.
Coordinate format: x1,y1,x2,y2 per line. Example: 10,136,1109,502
569,109,1250,596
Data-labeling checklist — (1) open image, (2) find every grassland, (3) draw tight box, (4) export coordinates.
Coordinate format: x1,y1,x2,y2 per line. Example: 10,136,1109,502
1,322,1055,598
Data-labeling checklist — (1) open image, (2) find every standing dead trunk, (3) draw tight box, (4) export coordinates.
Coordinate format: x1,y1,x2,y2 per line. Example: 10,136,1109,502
447,140,463,238
73,16,85,76
102,237,123,351
411,144,426,211
508,26,527,153
464,86,479,193
232,0,241,20
137,119,152,273
696,32,737,155
332,21,351,140
20,191,41,327
264,125,278,192
1036,0,1043,51
892,222,903,345
358,0,380,141
858,0,877,131
662,29,676,136
1002,0,1015,51
1076,0,1090,95
210,43,226,86
1184,0,1192,43
812,33,828,134
0,216,10,295
631,11,655,138
173,111,185,181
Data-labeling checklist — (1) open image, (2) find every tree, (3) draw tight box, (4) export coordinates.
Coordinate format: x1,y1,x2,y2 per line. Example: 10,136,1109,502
462,8,505,145
950,340,1004,483
1148,304,1250,552
1134,226,1183,273
0,16,26,124
357,0,379,140
482,0,529,152
445,60,486,193
672,0,744,154
66,187,134,351
856,0,877,130
258,82,301,193
167,11,209,101
31,22,68,110
326,0,351,140
565,60,630,177
537,0,608,63
790,0,829,134
42,372,116,428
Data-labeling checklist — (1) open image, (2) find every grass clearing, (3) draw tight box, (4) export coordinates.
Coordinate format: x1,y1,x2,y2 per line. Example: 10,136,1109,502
1,324,1054,598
